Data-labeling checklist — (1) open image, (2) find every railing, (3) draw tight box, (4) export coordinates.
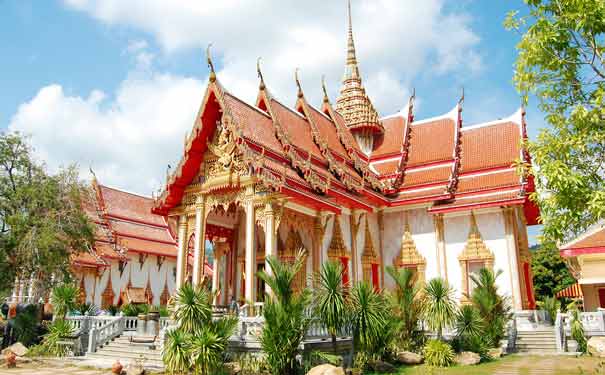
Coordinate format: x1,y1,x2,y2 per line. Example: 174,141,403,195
239,303,264,318
88,317,125,353
555,310,565,352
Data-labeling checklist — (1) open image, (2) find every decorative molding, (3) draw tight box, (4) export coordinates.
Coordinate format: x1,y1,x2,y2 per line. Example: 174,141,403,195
328,216,350,259
361,219,379,284
459,213,494,302
101,274,114,309
394,219,426,285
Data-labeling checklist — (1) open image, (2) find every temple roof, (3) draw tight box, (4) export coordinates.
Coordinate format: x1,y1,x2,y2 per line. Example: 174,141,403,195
560,221,605,257
73,178,183,268
152,3,538,223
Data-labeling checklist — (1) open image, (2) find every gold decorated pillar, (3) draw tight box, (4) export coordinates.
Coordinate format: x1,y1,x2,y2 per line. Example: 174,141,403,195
192,196,208,287
377,210,385,288
434,213,448,281
264,201,277,296
175,214,188,291
350,211,363,283
244,188,256,303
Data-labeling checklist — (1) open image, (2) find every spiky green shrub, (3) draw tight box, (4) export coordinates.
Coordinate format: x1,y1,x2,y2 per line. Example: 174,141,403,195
386,266,423,351
51,284,78,319
423,339,455,367
469,268,512,348
454,304,488,358
257,251,311,375
74,303,99,316
568,302,587,353
349,281,389,356
40,319,75,357
314,261,347,353
537,296,560,324
163,329,191,374
422,278,457,339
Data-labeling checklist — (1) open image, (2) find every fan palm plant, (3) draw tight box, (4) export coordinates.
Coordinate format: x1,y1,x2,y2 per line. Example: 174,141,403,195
257,250,311,375
314,260,347,353
349,281,388,354
51,284,78,320
162,329,191,374
469,268,511,347
172,284,212,334
386,265,422,350
422,278,457,339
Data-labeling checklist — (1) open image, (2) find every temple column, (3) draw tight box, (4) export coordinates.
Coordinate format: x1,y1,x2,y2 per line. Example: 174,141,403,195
504,208,523,310
434,214,448,281
192,197,207,287
313,214,325,282
264,201,276,296
378,210,385,288
212,244,221,304
244,190,257,303
350,211,362,283
175,214,188,291
223,247,230,305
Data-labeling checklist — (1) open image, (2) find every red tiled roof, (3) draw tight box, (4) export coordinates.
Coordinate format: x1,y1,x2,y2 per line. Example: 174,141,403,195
99,185,166,227
430,190,523,213
561,225,605,251
407,119,455,167
119,236,177,258
308,105,351,158
403,165,452,187
460,122,521,172
109,219,175,244
457,169,520,193
372,116,405,157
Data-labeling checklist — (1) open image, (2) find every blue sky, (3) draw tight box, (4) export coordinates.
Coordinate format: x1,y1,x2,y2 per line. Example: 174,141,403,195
0,0,543,243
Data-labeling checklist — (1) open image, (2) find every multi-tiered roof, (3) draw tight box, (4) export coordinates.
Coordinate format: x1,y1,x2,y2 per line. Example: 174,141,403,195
153,3,539,225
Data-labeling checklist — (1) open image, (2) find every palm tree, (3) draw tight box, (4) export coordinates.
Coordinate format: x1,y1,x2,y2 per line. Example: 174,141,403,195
349,282,388,354
469,268,511,347
51,284,78,320
257,250,311,375
422,278,457,339
163,284,237,375
386,266,422,349
314,260,347,354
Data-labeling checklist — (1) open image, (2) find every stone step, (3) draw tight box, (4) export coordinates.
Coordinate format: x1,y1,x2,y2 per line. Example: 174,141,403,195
516,337,557,342
95,346,162,358
86,352,164,367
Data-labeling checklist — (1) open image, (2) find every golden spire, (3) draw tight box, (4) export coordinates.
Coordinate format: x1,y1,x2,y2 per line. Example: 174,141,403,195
206,44,216,82
257,57,265,91
321,75,329,103
335,0,383,136
295,68,303,98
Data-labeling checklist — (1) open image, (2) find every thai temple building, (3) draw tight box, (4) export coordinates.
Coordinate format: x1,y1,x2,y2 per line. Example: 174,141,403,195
152,2,540,311
10,177,213,308
559,221,605,311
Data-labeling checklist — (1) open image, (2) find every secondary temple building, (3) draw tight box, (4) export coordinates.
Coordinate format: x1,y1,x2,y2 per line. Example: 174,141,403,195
152,4,539,310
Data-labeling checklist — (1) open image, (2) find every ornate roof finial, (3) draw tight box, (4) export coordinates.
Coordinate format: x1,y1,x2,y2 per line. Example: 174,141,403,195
459,87,465,106
321,75,329,103
89,166,97,184
257,57,266,91
206,43,216,82
295,68,303,98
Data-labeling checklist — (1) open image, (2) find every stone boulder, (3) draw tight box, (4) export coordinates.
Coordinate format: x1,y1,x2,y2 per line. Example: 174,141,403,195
488,347,503,359
307,364,345,375
224,362,242,374
454,351,481,366
370,360,396,373
396,351,423,365
125,362,145,375
588,337,605,357
1,342,27,357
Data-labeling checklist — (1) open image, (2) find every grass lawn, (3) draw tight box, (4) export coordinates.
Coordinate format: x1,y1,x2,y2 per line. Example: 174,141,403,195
366,354,604,375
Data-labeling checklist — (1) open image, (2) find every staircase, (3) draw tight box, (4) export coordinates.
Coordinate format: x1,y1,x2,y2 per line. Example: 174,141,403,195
515,328,558,354
82,333,164,369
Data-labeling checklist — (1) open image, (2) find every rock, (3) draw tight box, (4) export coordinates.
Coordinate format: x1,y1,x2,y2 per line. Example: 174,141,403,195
455,351,481,366
396,351,424,365
1,342,28,357
112,360,124,374
370,360,396,373
588,337,605,357
488,347,503,359
307,364,345,375
224,361,242,374
15,356,31,364
125,362,145,375
4,351,16,369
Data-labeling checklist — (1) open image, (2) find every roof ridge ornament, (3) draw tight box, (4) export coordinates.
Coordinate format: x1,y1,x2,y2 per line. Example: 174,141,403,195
295,68,303,98
206,43,216,83
321,75,329,103
458,87,465,106
257,57,266,91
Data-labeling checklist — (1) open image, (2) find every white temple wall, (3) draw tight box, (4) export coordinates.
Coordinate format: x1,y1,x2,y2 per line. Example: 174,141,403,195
382,207,439,289
443,210,513,302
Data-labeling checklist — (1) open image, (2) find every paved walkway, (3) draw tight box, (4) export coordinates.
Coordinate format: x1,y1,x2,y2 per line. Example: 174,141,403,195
0,366,110,375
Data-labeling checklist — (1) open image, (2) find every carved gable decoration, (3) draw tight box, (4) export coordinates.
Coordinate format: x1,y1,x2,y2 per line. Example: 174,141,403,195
204,120,247,179
394,222,425,268
459,214,494,265
283,227,304,259
328,216,349,259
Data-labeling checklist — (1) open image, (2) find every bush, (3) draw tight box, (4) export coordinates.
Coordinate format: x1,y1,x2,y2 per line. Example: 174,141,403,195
13,305,42,346
423,339,454,367
73,303,99,316
40,319,75,357
106,305,119,316
51,285,78,319
120,303,150,317
537,296,560,324
568,302,587,353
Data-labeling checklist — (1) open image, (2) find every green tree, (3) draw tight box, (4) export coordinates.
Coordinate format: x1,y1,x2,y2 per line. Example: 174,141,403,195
531,245,575,298
386,265,422,351
314,260,347,354
505,0,605,244
422,278,457,340
0,132,94,295
349,282,388,355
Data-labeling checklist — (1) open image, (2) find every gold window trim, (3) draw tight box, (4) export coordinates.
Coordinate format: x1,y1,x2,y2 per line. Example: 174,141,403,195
327,216,350,260
361,222,380,283
281,227,308,292
459,213,494,303
394,221,426,285
101,274,114,309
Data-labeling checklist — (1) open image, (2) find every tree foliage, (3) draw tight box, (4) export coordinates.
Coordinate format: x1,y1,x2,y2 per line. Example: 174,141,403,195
505,0,605,243
0,132,94,294
531,244,575,298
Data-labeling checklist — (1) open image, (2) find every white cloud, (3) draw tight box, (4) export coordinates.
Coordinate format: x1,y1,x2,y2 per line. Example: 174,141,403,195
62,0,482,114
9,73,205,196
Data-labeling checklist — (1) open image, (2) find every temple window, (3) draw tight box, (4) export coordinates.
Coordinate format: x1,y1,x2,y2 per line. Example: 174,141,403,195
327,216,351,286
459,213,494,303
280,227,308,292
361,222,380,289
394,221,426,286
